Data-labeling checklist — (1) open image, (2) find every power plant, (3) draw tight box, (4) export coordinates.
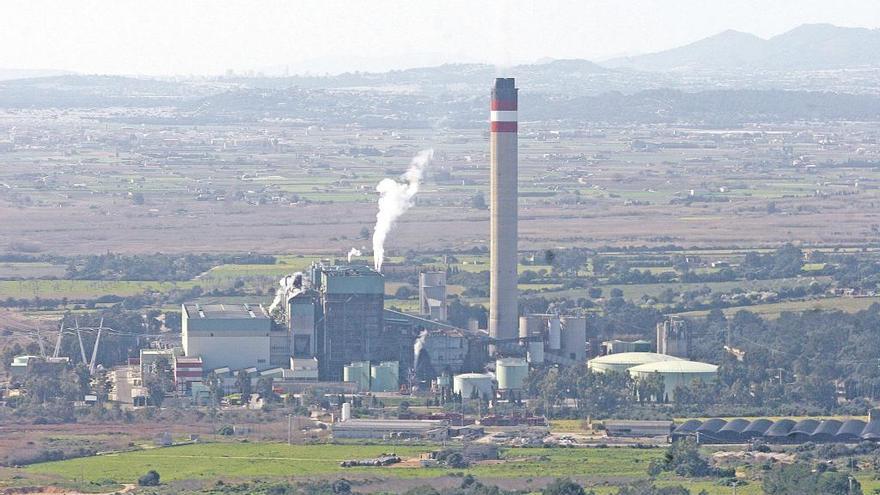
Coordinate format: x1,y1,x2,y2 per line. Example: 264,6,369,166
171,78,589,400
488,77,519,354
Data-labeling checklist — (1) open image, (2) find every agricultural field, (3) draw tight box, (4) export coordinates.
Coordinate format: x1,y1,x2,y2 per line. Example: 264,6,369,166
676,295,880,319
23,442,659,485
21,440,880,494
4,116,880,257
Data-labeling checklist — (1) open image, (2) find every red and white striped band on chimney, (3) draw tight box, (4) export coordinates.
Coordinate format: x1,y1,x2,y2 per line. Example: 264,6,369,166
490,101,517,133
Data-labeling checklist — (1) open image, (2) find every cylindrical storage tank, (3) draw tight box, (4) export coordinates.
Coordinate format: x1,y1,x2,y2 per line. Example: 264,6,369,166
519,315,542,339
343,361,371,392
453,373,495,400
496,358,528,390
627,360,718,402
560,316,587,362
341,402,351,421
548,317,561,350
588,352,684,375
527,340,545,364
370,361,399,392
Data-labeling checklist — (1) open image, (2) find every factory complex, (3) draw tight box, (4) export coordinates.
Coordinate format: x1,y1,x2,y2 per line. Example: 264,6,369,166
112,80,719,413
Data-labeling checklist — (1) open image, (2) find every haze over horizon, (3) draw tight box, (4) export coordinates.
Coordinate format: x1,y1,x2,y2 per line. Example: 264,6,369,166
1,0,878,77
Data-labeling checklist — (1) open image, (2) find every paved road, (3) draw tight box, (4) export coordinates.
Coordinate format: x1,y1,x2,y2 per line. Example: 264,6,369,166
112,368,132,404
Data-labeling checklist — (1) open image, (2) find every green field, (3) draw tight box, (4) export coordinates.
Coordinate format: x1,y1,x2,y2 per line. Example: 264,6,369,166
27,441,880,494
0,262,67,279
542,277,829,303
26,442,661,483
675,296,880,319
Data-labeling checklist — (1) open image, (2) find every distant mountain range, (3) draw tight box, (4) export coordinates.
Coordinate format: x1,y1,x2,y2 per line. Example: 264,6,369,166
605,24,880,72
1,24,879,100
0,68,73,81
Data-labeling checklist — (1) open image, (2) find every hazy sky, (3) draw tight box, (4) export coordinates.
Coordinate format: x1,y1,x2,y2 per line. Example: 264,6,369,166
1,0,878,76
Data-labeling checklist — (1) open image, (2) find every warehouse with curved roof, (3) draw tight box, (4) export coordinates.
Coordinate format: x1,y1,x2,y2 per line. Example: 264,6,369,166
836,419,866,442
716,419,750,443
670,417,880,444
811,420,843,442
742,419,773,439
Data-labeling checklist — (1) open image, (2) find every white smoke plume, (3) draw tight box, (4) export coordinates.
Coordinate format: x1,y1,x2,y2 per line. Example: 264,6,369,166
268,272,303,314
347,247,362,263
372,148,433,272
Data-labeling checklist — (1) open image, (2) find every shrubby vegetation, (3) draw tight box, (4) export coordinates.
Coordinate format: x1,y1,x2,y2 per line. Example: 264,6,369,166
64,253,276,281
762,463,861,495
647,439,733,478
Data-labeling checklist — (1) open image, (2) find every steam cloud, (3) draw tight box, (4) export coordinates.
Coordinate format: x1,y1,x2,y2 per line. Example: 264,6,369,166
347,247,362,262
372,148,433,272
268,272,303,314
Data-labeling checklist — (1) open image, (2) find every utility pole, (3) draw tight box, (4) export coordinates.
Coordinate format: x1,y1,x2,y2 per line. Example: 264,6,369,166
287,413,292,445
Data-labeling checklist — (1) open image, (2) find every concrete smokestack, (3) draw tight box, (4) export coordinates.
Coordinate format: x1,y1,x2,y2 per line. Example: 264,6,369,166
489,78,518,354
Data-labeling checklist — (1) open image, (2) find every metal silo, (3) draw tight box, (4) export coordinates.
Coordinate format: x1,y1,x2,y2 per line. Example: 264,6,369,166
496,358,528,390
370,361,399,392
454,372,495,399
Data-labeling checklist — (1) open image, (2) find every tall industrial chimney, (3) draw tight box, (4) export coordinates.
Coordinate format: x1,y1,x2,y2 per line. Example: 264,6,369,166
489,78,518,354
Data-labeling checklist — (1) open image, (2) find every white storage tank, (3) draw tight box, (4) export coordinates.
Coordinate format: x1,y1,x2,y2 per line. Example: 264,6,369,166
453,372,495,399
560,316,586,362
527,339,545,364
627,360,719,401
548,317,561,350
341,402,351,421
370,361,399,392
344,361,371,392
588,352,684,374
496,358,528,390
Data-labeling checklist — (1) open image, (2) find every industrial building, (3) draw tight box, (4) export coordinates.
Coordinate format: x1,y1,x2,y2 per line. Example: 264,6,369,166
182,303,275,371
517,313,587,365
285,263,411,382
605,420,674,438
332,418,448,440
139,348,177,377
673,417,880,445
601,339,652,355
419,271,447,321
312,264,386,381
173,356,203,392
181,261,485,391
656,316,691,358
9,355,69,381
489,77,519,354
